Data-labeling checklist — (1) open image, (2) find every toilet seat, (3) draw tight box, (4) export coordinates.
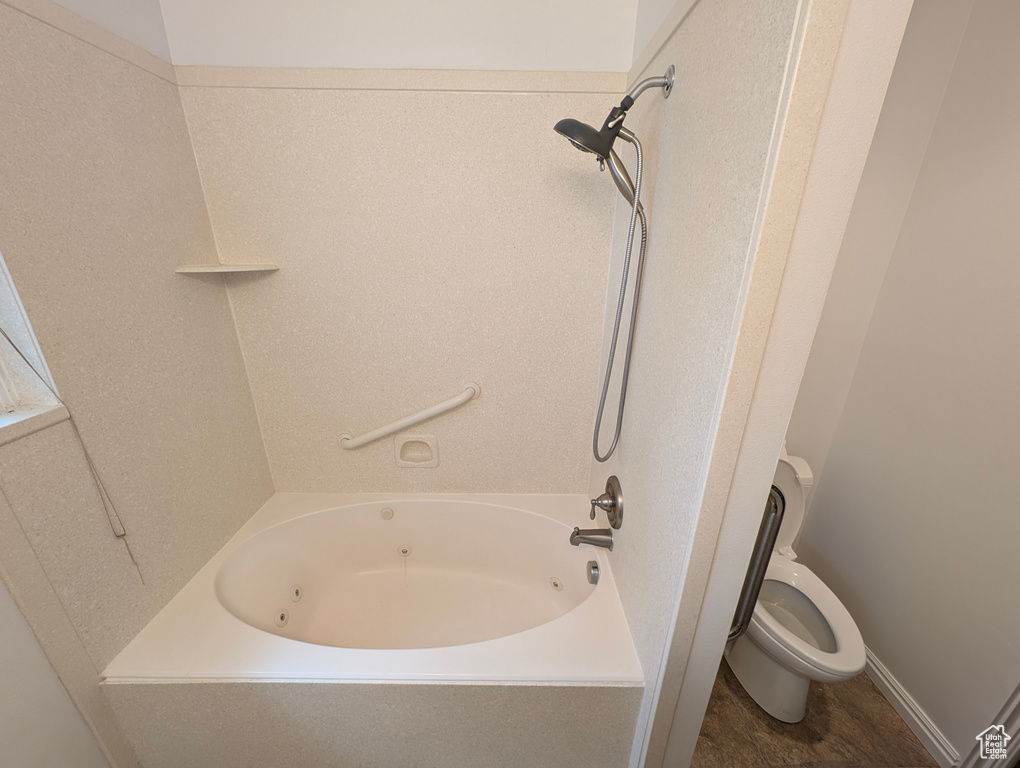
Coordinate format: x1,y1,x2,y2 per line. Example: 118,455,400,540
747,555,865,683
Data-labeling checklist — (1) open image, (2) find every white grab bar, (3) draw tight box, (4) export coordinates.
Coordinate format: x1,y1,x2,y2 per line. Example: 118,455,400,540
338,382,480,450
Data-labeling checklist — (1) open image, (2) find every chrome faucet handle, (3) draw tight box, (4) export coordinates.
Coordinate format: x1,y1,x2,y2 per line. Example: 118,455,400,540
589,476,624,530
590,493,613,519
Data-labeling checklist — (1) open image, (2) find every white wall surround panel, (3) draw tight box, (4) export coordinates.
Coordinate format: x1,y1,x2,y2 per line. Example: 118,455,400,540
0,0,175,81
647,2,914,765
0,581,109,768
160,0,639,72
576,0,831,762
0,2,273,659
0,4,273,763
50,0,171,62
796,0,1020,755
104,682,642,768
179,74,621,493
785,0,975,479
0,423,155,668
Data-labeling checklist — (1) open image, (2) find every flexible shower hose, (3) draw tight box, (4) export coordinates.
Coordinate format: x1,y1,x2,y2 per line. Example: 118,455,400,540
593,136,647,462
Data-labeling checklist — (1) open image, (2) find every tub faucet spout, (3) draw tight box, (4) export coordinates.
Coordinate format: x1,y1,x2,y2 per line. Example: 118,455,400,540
570,527,614,551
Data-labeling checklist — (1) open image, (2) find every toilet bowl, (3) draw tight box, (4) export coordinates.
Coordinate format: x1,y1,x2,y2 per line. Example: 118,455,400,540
725,448,865,723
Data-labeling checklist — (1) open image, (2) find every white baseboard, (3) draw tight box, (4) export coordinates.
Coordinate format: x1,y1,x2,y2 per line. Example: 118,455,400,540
865,647,959,768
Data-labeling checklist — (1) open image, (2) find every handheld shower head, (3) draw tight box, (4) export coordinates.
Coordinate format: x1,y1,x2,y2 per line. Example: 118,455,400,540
553,64,674,161
553,116,623,160
555,66,675,463
553,121,642,210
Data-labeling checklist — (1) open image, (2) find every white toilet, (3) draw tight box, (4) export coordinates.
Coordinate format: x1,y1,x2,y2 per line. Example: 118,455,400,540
725,448,866,723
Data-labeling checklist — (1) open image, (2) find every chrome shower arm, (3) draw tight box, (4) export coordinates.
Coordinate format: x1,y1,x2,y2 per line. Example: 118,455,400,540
602,65,676,131
625,64,676,103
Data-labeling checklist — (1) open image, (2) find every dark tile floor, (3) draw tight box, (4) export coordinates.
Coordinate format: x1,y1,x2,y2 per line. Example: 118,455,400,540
691,660,939,768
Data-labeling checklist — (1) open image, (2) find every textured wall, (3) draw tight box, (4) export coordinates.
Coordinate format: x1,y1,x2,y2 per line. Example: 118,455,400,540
105,681,641,768
0,2,273,651
655,2,914,764
795,0,1020,755
0,3,273,762
583,0,802,760
179,73,621,493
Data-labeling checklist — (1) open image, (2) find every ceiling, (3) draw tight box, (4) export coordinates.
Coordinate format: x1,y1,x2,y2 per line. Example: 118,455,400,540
52,0,679,73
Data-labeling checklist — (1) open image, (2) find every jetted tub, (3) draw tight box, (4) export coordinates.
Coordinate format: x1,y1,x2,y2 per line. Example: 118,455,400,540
103,493,643,683
218,499,598,650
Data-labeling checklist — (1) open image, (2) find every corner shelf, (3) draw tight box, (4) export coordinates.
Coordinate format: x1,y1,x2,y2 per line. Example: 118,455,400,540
176,263,279,274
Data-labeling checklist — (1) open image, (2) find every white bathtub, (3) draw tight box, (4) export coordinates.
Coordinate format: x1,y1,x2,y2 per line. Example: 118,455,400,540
104,493,643,684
